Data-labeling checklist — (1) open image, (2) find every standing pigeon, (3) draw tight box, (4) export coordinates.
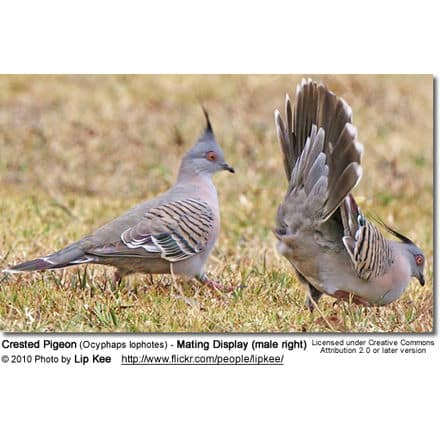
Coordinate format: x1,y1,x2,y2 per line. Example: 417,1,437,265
274,79,425,309
4,112,235,291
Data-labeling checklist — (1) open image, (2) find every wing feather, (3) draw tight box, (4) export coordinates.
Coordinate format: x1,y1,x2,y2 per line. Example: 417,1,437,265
340,195,393,280
90,198,214,262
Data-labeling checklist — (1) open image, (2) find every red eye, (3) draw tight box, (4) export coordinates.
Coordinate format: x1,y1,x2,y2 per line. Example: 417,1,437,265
206,151,217,161
415,254,424,265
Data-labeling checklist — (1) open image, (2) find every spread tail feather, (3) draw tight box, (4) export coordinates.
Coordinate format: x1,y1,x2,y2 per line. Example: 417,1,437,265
275,78,363,222
3,244,94,273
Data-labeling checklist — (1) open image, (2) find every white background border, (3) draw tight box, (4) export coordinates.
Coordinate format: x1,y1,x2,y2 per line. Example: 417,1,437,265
1,1,438,438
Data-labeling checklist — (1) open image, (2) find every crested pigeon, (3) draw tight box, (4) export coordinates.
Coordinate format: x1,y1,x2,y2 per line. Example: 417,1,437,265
274,79,425,309
4,112,235,291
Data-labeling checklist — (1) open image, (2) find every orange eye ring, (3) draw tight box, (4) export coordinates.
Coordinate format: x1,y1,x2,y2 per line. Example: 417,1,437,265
415,254,424,265
206,151,217,162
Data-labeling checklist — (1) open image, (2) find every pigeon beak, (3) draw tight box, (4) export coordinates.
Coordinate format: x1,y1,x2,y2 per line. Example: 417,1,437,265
222,163,235,173
417,273,425,286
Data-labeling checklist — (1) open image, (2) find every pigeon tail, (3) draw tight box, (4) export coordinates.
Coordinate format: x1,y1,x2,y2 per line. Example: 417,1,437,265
275,78,363,222
3,244,93,273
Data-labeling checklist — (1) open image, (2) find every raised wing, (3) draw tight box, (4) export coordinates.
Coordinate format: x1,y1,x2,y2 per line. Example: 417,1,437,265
341,194,393,280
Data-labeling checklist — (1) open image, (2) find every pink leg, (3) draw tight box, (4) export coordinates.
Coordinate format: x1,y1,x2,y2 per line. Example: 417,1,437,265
196,274,236,293
113,270,123,285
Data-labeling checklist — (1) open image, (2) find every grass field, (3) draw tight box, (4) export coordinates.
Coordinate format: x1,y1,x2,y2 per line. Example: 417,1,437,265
0,75,433,332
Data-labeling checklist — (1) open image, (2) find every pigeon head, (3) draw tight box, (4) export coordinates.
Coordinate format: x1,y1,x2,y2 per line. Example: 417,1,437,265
385,223,425,286
406,243,426,286
178,110,234,180
375,218,425,287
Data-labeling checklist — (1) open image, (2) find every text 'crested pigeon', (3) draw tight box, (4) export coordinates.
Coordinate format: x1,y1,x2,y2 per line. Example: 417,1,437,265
4,111,235,292
274,79,425,309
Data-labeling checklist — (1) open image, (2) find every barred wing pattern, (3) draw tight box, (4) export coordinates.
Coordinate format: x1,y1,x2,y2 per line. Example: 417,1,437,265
121,198,214,262
341,195,393,281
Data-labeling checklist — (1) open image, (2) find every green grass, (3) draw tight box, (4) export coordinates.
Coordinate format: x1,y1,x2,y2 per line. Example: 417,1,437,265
0,75,433,332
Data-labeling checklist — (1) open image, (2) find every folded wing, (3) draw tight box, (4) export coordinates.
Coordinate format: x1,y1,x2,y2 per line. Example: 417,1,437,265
90,198,214,262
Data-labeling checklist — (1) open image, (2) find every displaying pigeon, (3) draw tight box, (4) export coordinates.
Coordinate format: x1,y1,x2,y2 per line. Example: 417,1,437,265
4,112,235,291
274,79,425,309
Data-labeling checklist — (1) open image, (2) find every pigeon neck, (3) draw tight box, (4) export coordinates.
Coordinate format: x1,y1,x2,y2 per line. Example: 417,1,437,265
174,167,217,203
176,162,213,184
389,241,412,269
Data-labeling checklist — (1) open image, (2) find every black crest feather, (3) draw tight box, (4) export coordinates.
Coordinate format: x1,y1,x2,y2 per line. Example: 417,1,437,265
369,213,415,245
202,106,213,133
